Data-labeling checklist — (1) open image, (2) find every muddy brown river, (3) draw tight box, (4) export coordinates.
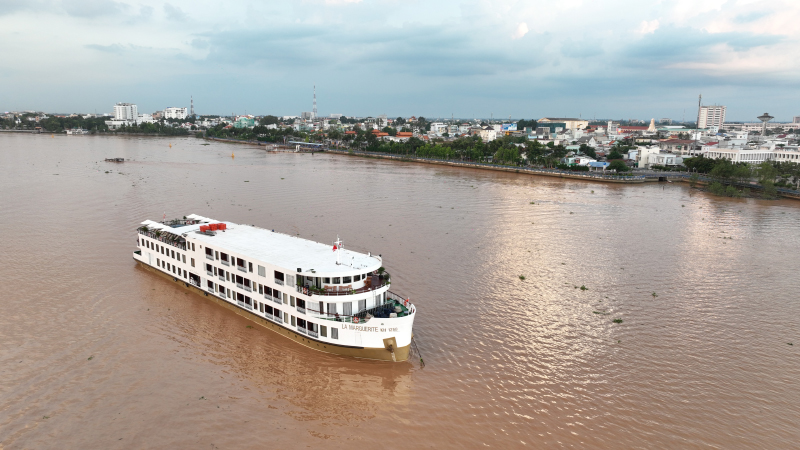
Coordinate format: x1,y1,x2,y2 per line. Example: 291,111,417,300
1,134,798,449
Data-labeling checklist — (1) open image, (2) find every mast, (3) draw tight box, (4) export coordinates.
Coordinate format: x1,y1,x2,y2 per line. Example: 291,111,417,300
313,85,317,120
334,235,342,265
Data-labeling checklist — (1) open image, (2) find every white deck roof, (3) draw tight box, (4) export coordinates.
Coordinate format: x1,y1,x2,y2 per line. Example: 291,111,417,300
144,215,382,276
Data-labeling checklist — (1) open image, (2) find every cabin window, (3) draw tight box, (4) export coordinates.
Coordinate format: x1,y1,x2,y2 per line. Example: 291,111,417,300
290,296,295,307
321,325,327,337
274,271,284,281
182,255,186,263
319,301,323,314
284,312,289,323
332,277,341,284
323,277,330,284
206,248,213,257
191,243,195,251
191,258,195,267
331,328,338,340
248,262,253,273
354,274,360,282
236,258,245,268
265,286,272,296
286,275,295,287
291,316,296,326
343,302,352,316
157,258,160,266
258,265,266,277
343,276,352,283
258,284,263,295
327,303,336,315
358,299,366,312
283,293,288,304
171,250,175,259
226,272,230,281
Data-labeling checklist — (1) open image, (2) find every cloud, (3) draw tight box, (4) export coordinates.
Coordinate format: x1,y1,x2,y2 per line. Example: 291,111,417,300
637,19,659,34
511,22,528,40
84,43,128,53
164,3,187,22
62,0,127,18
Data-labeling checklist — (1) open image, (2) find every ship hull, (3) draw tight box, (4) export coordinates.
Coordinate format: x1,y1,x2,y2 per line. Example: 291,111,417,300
135,259,411,362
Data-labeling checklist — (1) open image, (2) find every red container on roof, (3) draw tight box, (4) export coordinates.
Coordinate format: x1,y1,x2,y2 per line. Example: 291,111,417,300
199,225,209,232
218,223,227,230
209,223,218,231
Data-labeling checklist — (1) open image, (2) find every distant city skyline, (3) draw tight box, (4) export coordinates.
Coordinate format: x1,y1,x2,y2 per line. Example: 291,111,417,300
2,1,799,121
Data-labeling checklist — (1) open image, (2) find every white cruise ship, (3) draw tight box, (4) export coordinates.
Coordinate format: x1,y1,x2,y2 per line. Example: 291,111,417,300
132,214,416,362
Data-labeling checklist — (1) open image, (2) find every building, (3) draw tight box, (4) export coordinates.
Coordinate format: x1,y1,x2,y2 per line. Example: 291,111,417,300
793,116,800,124
703,147,773,163
479,129,497,142
113,103,138,121
539,117,589,130
697,105,726,129
164,107,188,120
301,112,313,120
234,116,255,128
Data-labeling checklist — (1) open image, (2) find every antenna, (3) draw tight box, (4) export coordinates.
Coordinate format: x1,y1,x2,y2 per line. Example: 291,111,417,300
312,85,317,120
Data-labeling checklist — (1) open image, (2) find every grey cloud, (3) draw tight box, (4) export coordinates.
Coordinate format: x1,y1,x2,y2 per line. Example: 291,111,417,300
62,0,128,18
622,26,782,66
164,3,187,22
85,43,127,53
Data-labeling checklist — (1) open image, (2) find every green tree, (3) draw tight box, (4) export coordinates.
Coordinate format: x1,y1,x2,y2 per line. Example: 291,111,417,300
608,160,630,172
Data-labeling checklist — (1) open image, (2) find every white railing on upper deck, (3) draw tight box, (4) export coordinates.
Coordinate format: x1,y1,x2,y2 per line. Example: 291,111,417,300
274,278,284,286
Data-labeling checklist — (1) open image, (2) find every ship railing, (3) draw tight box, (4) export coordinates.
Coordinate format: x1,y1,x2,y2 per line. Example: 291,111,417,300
205,254,214,261
268,294,282,305
267,313,283,324
305,296,413,323
295,279,390,297
237,265,247,273
243,285,252,292
274,278,284,286
296,306,306,314
307,329,318,338
238,301,253,311
189,279,201,288
218,275,225,282
220,260,230,266
296,326,307,335
206,270,214,276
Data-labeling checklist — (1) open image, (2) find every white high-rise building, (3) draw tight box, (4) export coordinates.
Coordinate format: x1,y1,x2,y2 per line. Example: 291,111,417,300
793,116,800,124
698,105,726,129
113,103,138,121
164,107,188,120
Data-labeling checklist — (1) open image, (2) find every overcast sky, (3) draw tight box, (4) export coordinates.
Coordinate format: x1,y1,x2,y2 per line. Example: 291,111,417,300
2,0,799,121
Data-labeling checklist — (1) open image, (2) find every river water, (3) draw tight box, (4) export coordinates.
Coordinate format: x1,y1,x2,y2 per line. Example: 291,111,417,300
1,134,798,449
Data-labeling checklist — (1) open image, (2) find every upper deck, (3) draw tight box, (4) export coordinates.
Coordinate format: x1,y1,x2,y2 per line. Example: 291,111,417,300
139,214,382,278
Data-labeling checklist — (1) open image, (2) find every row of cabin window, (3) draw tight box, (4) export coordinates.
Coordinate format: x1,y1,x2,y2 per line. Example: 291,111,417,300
204,281,339,340
203,247,255,272
324,274,369,284
156,258,187,279
141,237,187,265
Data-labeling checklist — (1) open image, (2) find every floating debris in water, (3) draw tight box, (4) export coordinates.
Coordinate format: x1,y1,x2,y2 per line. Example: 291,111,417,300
518,275,526,281
613,318,623,324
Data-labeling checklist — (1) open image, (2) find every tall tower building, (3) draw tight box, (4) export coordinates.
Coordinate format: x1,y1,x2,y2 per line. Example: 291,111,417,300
190,96,194,117
697,105,726,129
312,85,317,120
